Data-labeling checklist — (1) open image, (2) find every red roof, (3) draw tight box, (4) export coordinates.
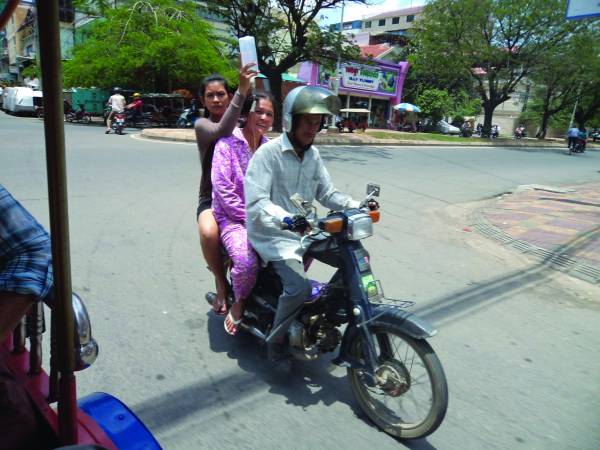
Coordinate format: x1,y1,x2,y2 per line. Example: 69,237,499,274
360,43,392,58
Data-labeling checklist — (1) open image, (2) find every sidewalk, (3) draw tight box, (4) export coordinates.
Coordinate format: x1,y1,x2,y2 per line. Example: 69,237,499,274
140,127,600,150
473,183,600,284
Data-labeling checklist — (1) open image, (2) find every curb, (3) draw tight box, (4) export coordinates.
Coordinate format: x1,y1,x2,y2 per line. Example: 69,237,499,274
471,208,600,285
140,129,600,151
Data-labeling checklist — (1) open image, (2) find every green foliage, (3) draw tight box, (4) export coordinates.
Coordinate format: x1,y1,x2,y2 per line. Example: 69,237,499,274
526,23,600,136
451,90,481,117
64,0,235,92
206,0,363,71
21,62,39,79
205,0,365,130
417,88,454,123
413,0,580,133
73,0,113,16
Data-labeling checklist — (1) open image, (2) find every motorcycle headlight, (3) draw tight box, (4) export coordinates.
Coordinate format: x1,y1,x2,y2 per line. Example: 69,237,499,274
347,212,373,240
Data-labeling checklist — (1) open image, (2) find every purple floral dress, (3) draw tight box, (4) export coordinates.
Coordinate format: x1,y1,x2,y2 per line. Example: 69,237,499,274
212,128,267,302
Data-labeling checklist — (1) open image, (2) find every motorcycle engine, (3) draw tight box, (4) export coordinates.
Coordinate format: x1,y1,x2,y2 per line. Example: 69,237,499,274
287,316,342,360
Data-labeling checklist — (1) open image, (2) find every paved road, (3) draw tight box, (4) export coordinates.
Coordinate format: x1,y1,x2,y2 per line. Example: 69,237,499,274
2,113,600,450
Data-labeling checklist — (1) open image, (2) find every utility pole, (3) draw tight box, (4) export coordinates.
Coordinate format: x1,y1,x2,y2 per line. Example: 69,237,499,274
334,1,345,96
568,81,583,129
330,1,344,127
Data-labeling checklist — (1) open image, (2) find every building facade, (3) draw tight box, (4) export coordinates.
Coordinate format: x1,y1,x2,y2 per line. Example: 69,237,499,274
329,6,423,46
298,59,409,129
0,0,75,85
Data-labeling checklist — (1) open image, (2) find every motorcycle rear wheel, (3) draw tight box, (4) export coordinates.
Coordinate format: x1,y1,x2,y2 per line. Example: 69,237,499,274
348,325,448,440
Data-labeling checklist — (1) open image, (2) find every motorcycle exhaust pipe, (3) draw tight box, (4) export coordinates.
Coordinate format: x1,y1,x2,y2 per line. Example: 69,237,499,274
239,321,267,340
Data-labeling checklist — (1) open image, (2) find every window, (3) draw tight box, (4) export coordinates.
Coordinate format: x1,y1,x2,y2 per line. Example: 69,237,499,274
378,19,386,26
392,17,400,24
406,15,415,22
364,21,371,29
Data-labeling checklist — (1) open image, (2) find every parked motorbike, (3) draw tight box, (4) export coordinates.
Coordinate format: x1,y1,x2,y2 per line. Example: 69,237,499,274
176,107,199,128
207,184,448,440
65,103,92,124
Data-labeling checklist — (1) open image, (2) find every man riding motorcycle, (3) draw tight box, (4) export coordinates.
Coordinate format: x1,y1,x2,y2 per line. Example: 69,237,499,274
244,86,378,370
125,92,144,125
105,87,126,134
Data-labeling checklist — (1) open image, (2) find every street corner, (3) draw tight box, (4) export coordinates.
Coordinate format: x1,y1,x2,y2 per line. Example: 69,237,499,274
473,183,600,284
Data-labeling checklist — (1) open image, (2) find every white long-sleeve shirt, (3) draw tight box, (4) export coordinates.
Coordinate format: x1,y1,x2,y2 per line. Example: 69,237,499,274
244,133,359,263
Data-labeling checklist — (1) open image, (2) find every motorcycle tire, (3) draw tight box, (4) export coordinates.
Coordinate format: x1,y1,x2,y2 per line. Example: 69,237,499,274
176,118,187,128
82,115,91,125
347,324,448,440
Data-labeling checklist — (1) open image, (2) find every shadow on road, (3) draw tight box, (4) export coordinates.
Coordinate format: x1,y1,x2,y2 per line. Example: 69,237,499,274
132,311,438,448
415,225,599,326
538,197,600,208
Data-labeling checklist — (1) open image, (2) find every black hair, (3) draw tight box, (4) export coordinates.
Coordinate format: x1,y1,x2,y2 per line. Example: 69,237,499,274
238,91,275,128
199,73,231,118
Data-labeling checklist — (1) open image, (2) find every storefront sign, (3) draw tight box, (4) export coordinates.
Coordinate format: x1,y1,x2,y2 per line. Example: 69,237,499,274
340,63,398,95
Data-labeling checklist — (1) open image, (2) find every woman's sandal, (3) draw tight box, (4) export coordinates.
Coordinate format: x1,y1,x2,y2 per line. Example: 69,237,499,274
224,311,242,336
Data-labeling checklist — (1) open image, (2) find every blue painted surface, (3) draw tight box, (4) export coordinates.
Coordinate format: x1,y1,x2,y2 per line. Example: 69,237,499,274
79,392,162,450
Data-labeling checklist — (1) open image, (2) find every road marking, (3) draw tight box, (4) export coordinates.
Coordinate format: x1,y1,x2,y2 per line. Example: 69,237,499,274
130,133,196,145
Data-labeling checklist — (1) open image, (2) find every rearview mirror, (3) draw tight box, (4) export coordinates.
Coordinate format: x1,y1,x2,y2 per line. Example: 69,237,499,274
366,183,380,197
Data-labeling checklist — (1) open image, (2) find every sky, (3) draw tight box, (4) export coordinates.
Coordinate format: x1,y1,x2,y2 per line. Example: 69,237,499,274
319,0,427,26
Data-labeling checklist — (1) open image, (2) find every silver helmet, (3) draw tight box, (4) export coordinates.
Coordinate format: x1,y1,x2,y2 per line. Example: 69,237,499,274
282,85,341,132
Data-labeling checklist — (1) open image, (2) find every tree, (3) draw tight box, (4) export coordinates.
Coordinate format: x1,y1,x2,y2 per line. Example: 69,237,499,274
417,88,453,124
413,0,580,136
528,24,600,137
64,0,235,92
205,0,364,131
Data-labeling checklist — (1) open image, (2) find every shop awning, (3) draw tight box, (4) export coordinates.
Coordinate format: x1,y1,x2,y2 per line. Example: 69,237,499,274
256,73,306,83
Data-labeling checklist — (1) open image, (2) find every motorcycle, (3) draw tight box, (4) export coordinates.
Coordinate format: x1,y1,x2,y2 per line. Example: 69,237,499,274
569,137,586,154
65,104,92,124
112,111,126,135
207,184,448,440
176,107,199,128
514,127,526,139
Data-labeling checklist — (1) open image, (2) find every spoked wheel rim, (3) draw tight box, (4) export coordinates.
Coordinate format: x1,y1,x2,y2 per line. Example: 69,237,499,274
348,326,447,439
357,336,433,427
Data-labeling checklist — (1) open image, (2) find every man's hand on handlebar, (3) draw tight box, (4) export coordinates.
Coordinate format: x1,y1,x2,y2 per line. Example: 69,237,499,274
282,215,311,234
367,199,380,211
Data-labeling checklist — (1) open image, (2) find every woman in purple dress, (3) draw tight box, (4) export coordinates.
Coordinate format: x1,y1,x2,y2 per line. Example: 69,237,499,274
211,92,275,335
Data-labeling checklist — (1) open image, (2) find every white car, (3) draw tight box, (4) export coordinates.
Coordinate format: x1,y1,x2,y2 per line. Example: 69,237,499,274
437,120,460,135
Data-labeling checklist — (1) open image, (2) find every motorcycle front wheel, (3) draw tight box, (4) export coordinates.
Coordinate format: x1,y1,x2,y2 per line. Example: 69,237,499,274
82,115,91,124
348,325,448,440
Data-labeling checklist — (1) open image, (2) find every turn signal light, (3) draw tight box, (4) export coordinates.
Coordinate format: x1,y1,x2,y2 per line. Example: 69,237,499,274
369,210,380,223
322,217,344,233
